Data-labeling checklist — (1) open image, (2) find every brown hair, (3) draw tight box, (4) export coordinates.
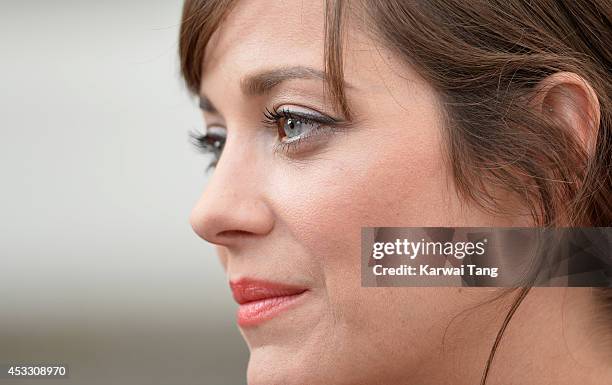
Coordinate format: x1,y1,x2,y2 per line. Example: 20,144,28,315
179,0,611,383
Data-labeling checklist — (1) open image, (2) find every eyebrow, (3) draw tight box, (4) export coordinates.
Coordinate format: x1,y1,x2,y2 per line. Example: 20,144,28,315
240,66,327,96
198,97,217,113
198,65,349,114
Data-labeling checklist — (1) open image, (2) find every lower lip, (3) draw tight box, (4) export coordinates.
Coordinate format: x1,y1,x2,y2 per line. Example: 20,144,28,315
236,291,307,327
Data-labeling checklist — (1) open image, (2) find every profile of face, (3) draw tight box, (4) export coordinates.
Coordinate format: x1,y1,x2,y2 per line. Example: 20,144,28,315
188,1,602,385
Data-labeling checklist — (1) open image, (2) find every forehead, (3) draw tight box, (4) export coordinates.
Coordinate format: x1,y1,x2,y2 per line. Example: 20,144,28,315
202,0,328,89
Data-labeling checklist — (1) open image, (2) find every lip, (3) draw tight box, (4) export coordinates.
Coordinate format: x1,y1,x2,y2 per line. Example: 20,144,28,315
229,278,308,327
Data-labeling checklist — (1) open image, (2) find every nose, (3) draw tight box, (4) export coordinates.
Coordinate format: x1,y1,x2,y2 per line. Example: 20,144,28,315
190,144,274,247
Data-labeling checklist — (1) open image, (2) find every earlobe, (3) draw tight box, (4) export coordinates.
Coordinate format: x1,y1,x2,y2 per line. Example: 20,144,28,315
532,72,601,156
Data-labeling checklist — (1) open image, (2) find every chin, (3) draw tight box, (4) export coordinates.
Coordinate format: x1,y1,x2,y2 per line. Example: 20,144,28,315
246,349,315,385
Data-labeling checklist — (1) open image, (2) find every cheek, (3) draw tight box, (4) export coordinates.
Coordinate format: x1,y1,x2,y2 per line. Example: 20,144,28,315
267,109,452,300
264,131,469,377
270,108,452,268
261,104,476,378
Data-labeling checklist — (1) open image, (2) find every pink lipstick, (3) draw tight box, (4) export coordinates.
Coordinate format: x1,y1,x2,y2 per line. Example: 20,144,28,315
230,278,308,327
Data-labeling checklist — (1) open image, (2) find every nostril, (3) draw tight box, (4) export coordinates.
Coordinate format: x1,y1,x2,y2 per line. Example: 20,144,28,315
217,229,254,238
190,191,275,245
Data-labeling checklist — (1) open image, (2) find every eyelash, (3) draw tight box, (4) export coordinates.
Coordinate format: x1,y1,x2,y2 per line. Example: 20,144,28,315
261,107,337,155
191,107,342,168
190,129,224,170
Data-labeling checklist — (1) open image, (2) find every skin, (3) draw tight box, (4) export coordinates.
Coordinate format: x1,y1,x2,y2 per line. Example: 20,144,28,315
189,1,611,384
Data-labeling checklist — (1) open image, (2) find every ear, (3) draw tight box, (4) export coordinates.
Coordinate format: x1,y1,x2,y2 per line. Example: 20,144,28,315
530,72,600,155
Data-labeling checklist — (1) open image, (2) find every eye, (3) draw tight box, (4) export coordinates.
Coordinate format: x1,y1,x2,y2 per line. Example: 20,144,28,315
263,107,335,144
190,125,226,166
279,115,317,142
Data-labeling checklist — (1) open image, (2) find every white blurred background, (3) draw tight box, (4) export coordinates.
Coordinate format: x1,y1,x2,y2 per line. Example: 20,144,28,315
0,1,248,384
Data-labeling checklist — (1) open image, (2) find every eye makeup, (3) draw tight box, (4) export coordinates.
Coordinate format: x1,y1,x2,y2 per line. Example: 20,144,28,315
261,106,345,155
190,125,226,169
191,104,348,168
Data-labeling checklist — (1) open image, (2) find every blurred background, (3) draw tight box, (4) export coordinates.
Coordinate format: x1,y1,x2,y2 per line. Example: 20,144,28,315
0,1,248,384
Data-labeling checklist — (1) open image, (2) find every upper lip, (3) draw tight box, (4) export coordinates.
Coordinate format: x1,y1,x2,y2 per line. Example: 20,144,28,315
229,278,308,305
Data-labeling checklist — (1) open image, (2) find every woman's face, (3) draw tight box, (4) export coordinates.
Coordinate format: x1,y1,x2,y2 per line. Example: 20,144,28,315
190,1,527,384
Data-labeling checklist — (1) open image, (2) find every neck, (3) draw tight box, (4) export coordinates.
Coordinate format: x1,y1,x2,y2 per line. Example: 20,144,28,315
489,287,611,384
412,287,612,385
